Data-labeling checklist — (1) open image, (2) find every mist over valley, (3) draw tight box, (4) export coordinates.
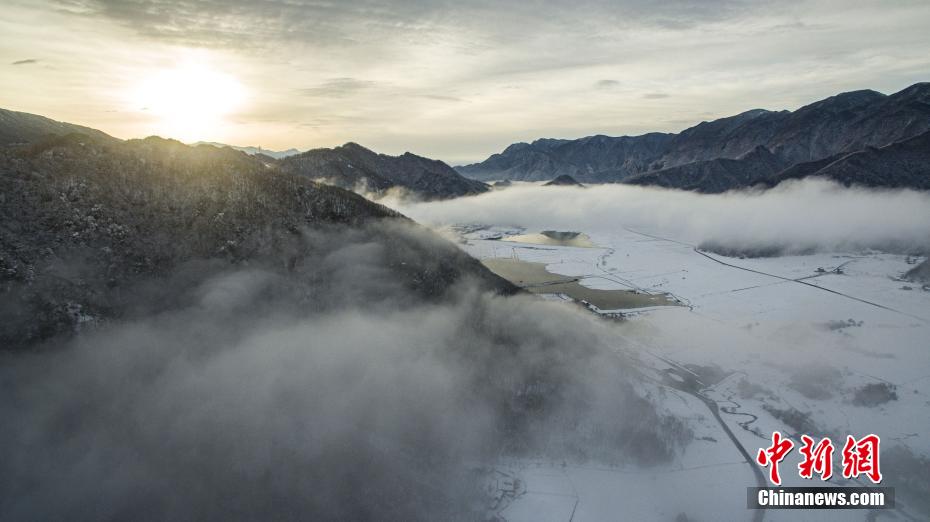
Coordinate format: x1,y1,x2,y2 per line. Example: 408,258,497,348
3,2,930,519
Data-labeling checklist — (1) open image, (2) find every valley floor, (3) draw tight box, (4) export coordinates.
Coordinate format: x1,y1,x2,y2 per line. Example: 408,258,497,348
458,225,930,522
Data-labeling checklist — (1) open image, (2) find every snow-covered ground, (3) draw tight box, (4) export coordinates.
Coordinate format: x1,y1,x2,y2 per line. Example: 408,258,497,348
458,224,930,522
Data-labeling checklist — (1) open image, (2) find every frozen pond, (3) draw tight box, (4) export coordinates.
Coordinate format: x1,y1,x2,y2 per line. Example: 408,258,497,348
503,230,596,248
482,257,678,310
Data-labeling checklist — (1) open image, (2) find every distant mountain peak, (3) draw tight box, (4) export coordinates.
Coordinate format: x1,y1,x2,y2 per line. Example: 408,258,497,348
889,82,930,102
283,142,488,199
736,108,773,118
530,138,571,149
339,141,370,151
0,107,115,146
193,141,303,159
502,142,533,154
544,174,583,186
457,82,930,191
794,89,885,114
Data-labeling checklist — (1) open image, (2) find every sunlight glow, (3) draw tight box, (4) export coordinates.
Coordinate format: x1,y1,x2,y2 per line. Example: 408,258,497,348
130,62,247,142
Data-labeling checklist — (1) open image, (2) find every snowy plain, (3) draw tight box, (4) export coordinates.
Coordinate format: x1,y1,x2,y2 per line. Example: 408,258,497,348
391,181,930,522
465,227,929,522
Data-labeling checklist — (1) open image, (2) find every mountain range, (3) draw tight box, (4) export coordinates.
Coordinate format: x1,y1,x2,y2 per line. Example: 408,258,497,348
193,141,303,159
0,108,487,200
0,108,115,146
544,174,583,187
9,82,928,198
457,82,930,192
0,128,511,349
280,142,489,199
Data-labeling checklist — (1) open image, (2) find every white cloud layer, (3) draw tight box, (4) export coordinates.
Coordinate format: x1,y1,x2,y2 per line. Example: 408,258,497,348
393,179,930,254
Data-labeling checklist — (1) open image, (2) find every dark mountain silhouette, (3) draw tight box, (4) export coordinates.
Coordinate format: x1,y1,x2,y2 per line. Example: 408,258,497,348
282,142,488,199
0,108,115,145
194,141,303,159
457,133,673,182
625,145,786,193
457,83,930,191
656,109,787,168
0,108,489,201
766,130,930,190
0,132,514,350
544,174,584,187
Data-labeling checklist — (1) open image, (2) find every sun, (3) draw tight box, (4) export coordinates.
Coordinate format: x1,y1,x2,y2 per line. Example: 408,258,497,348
131,63,247,143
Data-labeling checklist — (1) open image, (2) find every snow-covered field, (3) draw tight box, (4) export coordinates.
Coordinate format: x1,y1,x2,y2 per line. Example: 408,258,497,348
459,224,930,522
388,182,930,521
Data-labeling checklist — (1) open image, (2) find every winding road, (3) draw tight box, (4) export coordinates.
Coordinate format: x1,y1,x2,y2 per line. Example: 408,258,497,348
657,361,767,522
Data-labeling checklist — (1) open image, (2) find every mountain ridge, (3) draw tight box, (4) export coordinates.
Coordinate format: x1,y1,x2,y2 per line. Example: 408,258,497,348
0,108,486,200
0,132,514,349
0,108,116,146
625,144,787,193
456,82,930,191
767,129,930,190
281,142,489,200
193,141,303,159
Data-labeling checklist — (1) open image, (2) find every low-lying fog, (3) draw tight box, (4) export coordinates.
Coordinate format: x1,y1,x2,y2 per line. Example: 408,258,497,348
391,179,930,255
0,222,687,521
5,180,929,521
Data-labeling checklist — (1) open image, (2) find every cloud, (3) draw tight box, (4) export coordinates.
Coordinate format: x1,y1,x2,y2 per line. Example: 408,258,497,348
416,93,464,102
11,58,38,65
596,79,620,88
299,77,377,98
0,220,687,520
643,92,670,99
392,179,930,255
54,0,762,49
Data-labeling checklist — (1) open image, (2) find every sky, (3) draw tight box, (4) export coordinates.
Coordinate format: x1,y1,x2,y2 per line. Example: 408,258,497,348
2,0,929,165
